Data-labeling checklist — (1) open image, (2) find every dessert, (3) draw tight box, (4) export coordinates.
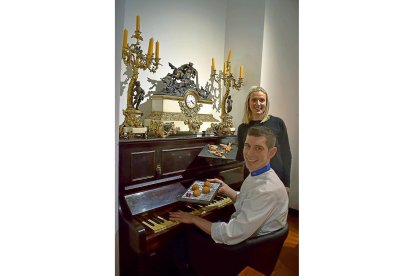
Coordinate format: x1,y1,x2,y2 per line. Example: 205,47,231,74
202,186,210,194
193,189,201,197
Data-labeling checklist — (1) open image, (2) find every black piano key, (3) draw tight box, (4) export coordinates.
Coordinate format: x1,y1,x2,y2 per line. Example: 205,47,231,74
158,213,169,221
161,214,176,223
151,216,163,224
141,224,152,231
143,218,155,226
183,205,195,211
138,219,154,232
157,215,168,222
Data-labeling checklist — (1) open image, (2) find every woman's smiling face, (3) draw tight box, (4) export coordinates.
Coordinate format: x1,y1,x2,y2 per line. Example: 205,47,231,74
249,91,267,120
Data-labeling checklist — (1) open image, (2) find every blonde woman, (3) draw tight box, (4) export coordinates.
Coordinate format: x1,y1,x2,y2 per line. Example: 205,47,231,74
236,86,292,187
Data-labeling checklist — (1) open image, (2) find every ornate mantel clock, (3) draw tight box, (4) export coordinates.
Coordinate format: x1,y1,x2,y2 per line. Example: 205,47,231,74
178,89,203,133
144,62,219,133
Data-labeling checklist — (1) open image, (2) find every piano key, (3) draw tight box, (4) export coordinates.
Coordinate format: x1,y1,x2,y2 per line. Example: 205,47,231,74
182,205,194,211
158,213,170,221
157,216,177,227
153,215,171,225
148,218,161,226
184,205,197,211
156,215,169,223
147,219,167,232
143,219,155,226
151,216,164,224
142,220,157,231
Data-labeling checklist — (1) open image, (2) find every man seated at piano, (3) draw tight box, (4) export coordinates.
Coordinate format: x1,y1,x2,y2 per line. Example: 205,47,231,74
170,125,289,246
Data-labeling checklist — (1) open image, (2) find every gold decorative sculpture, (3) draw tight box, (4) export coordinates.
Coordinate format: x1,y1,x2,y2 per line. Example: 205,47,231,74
119,15,160,139
148,121,177,138
210,50,244,135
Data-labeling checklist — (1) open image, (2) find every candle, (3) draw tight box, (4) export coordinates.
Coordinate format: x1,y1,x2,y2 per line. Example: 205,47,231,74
136,16,140,32
123,29,128,48
227,49,232,62
147,37,154,57
223,61,226,74
156,41,159,59
240,65,244,78
212,58,216,71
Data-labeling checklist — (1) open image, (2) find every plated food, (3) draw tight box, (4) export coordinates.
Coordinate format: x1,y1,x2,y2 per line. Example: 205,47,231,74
207,143,233,158
179,180,222,204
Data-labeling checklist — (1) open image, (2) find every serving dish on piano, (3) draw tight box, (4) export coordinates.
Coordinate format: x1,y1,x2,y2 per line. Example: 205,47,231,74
178,180,222,204
118,135,244,275
198,142,238,159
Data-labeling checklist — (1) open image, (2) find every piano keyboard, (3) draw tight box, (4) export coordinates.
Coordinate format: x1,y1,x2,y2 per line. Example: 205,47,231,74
139,195,233,233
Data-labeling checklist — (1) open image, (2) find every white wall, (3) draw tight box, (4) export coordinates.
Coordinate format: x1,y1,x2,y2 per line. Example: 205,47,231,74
261,0,299,209
225,0,266,127
119,0,228,120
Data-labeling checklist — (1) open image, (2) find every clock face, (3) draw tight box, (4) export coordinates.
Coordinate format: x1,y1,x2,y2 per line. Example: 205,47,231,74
185,94,197,109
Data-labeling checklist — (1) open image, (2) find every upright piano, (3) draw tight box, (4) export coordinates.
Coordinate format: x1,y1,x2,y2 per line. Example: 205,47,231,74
118,135,244,275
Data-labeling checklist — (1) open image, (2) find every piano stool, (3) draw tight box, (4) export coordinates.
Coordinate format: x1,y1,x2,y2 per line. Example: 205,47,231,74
187,223,289,276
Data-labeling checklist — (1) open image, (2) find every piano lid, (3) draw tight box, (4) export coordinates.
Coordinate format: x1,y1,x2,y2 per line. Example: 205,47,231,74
124,183,187,216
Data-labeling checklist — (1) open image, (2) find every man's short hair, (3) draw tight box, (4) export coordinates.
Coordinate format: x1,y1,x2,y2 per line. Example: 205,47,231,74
247,126,277,149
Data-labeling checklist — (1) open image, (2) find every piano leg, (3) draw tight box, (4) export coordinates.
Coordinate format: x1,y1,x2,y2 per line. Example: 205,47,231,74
119,222,141,276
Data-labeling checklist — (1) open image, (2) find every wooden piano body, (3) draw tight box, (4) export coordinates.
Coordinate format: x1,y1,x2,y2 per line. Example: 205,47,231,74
118,135,244,275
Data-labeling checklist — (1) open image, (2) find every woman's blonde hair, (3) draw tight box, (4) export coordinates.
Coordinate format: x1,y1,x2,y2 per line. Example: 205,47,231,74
242,86,270,124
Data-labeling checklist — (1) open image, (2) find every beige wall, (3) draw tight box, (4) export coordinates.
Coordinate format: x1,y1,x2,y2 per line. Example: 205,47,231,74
261,0,299,208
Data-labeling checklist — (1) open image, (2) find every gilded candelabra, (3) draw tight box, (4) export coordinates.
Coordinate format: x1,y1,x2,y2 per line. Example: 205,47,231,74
210,50,244,135
119,16,160,139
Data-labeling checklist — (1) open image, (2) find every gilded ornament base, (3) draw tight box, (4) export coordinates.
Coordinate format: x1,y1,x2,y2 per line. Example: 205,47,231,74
211,114,235,136
148,121,177,138
145,111,218,122
144,111,218,132
119,108,148,139
184,118,203,133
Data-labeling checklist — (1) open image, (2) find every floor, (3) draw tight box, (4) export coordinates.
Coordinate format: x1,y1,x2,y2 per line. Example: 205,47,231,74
271,211,299,276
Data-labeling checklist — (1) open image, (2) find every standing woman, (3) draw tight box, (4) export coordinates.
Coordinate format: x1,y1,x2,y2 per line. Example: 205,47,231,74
236,86,292,188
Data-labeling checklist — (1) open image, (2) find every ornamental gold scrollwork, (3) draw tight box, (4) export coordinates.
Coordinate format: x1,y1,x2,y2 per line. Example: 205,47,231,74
119,15,160,139
148,121,177,138
210,50,244,136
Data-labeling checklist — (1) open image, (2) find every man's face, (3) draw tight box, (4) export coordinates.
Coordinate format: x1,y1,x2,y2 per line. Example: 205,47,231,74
248,91,267,120
243,135,277,172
